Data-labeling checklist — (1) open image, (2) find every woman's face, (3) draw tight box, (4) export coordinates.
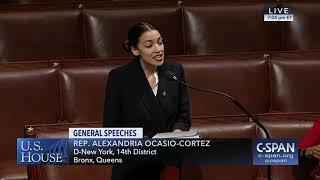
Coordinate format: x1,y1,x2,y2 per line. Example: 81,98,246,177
131,30,164,67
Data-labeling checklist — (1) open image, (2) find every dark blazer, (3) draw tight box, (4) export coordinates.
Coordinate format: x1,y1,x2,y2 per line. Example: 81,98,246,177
103,58,191,137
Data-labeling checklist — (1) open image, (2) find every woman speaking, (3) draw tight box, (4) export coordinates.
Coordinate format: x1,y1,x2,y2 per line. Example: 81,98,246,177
103,22,191,180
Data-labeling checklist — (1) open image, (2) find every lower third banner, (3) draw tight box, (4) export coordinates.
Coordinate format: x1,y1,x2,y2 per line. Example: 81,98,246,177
17,138,298,165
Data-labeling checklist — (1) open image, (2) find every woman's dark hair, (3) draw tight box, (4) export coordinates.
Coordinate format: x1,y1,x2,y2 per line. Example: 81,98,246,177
123,22,158,53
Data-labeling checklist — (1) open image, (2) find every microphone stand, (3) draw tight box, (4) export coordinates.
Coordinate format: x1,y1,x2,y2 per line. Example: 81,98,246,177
172,75,272,180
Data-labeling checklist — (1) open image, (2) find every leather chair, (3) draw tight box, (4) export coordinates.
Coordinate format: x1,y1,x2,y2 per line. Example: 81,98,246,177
0,6,85,61
0,65,60,180
269,58,320,112
283,2,320,51
183,1,282,54
84,1,183,58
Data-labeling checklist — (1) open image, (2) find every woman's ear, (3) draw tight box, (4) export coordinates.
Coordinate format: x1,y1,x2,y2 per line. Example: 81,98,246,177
131,47,140,56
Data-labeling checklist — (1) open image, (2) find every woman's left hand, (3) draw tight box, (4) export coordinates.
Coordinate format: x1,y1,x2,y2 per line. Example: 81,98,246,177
311,145,320,159
306,144,320,159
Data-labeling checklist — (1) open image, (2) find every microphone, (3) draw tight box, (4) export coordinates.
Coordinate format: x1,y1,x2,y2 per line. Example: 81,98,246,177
165,70,272,180
165,70,270,138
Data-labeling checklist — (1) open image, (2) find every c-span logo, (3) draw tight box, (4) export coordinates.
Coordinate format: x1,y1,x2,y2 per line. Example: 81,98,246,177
252,139,298,165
